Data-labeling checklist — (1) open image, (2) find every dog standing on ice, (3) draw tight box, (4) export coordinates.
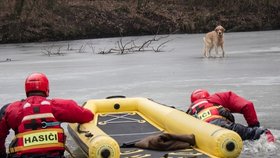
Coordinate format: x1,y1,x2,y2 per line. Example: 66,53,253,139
203,25,225,58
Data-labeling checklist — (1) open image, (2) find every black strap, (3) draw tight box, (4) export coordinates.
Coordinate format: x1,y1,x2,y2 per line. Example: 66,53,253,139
24,119,40,130
195,105,204,114
0,103,10,121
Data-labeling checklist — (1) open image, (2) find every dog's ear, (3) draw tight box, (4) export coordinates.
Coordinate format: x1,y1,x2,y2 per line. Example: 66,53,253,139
215,27,218,32
222,27,225,32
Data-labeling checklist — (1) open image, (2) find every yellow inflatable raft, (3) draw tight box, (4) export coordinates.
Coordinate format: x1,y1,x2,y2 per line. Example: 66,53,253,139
67,96,243,158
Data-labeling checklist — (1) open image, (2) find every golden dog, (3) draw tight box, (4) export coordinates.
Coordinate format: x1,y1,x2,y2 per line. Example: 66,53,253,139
203,25,225,58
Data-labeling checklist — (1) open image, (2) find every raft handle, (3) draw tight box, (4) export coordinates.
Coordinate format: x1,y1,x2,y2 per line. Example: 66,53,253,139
148,98,176,109
77,124,94,137
85,132,94,138
77,124,89,134
106,95,126,99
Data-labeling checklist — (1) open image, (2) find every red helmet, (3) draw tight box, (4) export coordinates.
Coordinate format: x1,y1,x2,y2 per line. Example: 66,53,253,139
190,89,210,103
25,73,49,97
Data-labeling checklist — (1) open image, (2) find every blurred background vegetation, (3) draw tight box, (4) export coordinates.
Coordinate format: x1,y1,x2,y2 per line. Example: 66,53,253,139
0,0,279,43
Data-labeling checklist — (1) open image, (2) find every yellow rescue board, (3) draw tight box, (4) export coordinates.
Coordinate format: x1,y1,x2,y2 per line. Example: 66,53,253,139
68,97,243,158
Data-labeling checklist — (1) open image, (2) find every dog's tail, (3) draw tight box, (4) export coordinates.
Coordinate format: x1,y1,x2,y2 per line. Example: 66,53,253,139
203,37,206,42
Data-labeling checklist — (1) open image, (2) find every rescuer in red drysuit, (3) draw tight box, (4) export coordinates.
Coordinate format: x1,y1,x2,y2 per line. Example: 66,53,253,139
0,73,94,158
186,89,275,142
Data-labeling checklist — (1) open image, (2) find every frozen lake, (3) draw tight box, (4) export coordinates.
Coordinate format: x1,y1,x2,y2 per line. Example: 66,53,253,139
1,30,280,157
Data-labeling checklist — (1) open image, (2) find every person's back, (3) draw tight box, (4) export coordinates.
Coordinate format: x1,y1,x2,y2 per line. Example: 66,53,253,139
207,91,259,127
0,73,94,158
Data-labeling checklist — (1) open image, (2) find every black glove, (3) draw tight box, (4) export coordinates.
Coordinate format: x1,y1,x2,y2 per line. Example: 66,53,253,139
218,107,235,123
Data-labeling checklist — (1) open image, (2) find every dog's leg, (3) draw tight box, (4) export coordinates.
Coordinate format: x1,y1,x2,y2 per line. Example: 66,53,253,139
214,45,219,58
221,44,225,57
203,37,207,57
208,46,213,58
203,47,207,57
205,47,209,58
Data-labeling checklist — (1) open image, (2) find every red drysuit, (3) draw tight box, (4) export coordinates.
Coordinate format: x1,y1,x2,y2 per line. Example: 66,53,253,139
0,96,93,157
207,91,259,127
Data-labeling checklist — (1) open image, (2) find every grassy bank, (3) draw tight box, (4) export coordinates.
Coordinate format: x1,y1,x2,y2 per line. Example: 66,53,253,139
0,0,279,43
